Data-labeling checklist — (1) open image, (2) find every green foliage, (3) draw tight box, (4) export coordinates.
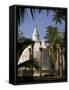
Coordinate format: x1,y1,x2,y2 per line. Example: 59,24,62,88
46,26,59,45
46,25,64,65
52,9,66,24
17,31,35,61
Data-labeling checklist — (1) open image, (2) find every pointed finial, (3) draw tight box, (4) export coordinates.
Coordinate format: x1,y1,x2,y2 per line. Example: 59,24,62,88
32,25,40,41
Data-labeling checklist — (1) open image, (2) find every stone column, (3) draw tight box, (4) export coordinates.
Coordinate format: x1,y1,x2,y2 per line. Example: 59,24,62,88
56,44,60,75
59,47,62,77
39,47,43,78
31,43,34,77
56,44,63,77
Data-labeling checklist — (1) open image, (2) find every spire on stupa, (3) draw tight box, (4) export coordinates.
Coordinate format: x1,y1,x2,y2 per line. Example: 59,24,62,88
42,37,49,48
32,26,40,41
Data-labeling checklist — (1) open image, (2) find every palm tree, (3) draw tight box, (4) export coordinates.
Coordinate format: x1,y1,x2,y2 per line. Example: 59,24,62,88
46,25,65,77
52,9,66,24
46,26,59,45
46,26,58,66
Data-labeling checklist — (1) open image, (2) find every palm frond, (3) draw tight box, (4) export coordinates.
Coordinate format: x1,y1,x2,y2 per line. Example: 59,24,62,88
30,8,36,21
18,58,40,70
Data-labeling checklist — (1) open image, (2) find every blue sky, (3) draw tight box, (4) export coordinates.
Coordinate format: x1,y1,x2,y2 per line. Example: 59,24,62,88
18,8,65,40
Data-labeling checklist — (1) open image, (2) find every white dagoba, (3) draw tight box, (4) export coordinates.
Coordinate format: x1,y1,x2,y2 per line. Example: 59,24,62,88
42,38,49,49
32,27,40,41
42,39,46,49
32,27,41,52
